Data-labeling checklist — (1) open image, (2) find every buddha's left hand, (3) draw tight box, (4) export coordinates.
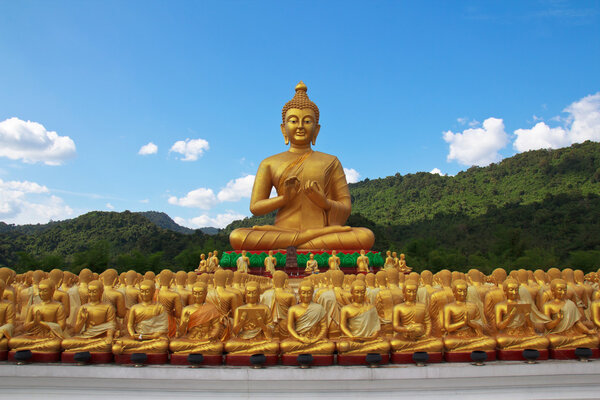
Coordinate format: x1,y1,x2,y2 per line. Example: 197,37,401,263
304,181,330,210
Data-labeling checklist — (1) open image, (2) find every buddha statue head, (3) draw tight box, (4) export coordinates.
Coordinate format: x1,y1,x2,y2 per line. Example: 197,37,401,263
517,269,529,284
298,281,314,304
200,253,206,260
158,270,173,287
32,270,45,285
38,279,56,302
550,279,567,301
403,280,419,303
365,273,375,288
385,268,399,285
408,272,419,282
350,280,367,304
88,280,104,302
421,270,433,285
214,269,227,287
191,282,208,304
562,268,575,283
225,270,234,286
188,272,197,285
491,268,507,285
574,269,585,284
375,271,387,287
330,270,344,288
143,271,155,282
502,278,520,301
139,280,156,303
451,279,468,302
281,81,320,147
534,269,547,285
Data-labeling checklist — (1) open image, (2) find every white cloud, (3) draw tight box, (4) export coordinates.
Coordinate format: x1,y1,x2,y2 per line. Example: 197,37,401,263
514,93,600,152
0,117,76,165
430,168,446,176
138,142,158,155
217,175,255,202
176,211,247,229
140,199,149,204
443,117,508,167
168,188,218,210
344,168,361,183
0,178,73,224
169,138,209,161
106,203,114,210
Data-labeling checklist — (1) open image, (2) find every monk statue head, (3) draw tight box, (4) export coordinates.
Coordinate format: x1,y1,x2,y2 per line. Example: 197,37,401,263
188,272,197,285
451,279,468,302
403,280,418,302
550,279,567,301
214,269,227,287
159,269,173,287
125,270,137,285
245,282,260,304
88,280,104,302
350,280,367,304
298,280,314,304
38,279,56,302
48,269,64,287
79,268,93,284
192,282,208,304
502,278,520,301
175,271,187,285
102,269,119,287
273,270,287,288
375,271,387,287
139,280,156,303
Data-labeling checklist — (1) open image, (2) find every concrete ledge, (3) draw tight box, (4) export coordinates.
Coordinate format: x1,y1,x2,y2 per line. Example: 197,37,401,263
1,360,600,399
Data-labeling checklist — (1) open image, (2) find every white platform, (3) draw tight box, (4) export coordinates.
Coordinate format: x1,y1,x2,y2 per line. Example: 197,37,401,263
1,360,600,399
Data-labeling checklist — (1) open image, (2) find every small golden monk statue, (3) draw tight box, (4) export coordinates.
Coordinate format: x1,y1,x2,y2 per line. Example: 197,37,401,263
156,270,183,338
264,250,277,275
123,270,140,310
304,253,319,275
494,278,550,351
48,269,70,321
260,271,296,339
315,270,351,340
236,250,250,274
224,282,279,355
173,271,192,307
169,282,223,355
398,253,411,273
442,279,496,352
61,280,116,353
328,250,340,271
336,280,390,355
206,270,241,341
209,250,220,272
0,279,15,353
197,253,207,273
356,250,370,273
390,280,443,353
229,82,374,251
543,279,598,349
280,280,334,355
384,251,396,269
112,280,169,355
9,278,66,353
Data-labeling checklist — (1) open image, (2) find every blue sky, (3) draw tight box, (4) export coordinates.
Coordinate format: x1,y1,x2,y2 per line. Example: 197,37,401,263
1,1,599,228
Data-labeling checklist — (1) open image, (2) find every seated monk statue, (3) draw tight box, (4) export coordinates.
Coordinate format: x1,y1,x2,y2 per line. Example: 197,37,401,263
112,280,169,355
173,271,192,307
156,269,183,338
328,250,340,271
260,271,296,340
62,280,116,353
356,250,370,274
0,279,15,352
9,278,66,353
383,251,396,269
543,279,598,350
48,269,70,322
398,253,411,273
304,253,319,275
197,253,207,274
336,280,390,355
494,278,550,351
224,282,279,355
443,279,496,352
280,280,335,355
229,82,375,251
390,280,443,353
315,270,350,340
169,282,223,355
236,250,250,274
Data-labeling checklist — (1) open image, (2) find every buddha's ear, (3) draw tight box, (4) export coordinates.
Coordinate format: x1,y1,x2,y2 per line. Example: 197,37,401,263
281,123,289,145
312,124,321,146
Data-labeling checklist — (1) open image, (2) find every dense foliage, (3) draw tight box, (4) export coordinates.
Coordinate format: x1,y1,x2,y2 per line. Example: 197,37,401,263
2,141,600,274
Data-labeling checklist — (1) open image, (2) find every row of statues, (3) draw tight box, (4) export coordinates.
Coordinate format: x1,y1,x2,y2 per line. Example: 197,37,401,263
2,266,600,363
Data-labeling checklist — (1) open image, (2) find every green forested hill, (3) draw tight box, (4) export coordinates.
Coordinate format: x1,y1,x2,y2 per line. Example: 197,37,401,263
2,141,600,274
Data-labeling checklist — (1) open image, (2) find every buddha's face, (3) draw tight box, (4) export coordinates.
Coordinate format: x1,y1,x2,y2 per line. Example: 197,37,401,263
386,251,391,256
39,283,54,301
332,250,336,256
281,108,319,147
192,286,207,304
350,284,366,303
453,283,468,302
309,254,314,260
404,284,418,302
552,283,567,300
268,250,273,256
360,250,365,256
88,283,103,302
201,254,206,260
299,286,314,304
246,286,259,303
242,251,246,256
139,284,155,302
392,252,397,258
505,283,519,301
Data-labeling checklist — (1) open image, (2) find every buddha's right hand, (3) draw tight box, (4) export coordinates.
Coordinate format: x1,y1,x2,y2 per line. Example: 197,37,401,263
283,176,300,203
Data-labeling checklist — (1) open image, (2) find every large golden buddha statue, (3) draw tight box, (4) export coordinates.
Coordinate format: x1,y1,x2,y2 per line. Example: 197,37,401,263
229,82,374,251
